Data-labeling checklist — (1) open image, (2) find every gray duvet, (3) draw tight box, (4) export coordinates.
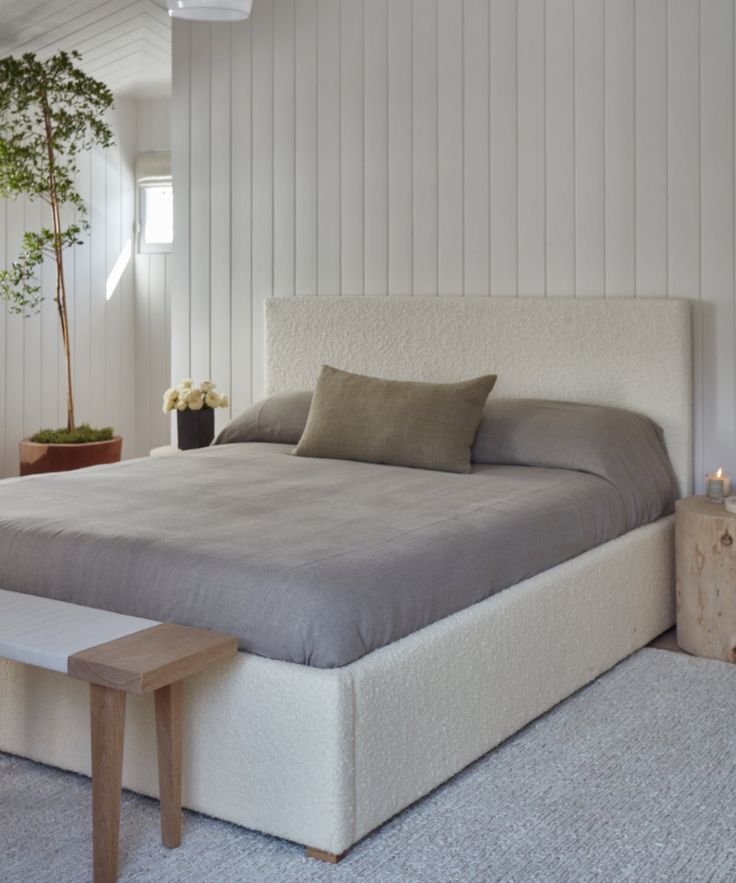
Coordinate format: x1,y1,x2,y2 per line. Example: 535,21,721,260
0,442,673,668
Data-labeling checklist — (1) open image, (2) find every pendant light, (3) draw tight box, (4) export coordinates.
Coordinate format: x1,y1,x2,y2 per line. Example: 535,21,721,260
167,0,253,21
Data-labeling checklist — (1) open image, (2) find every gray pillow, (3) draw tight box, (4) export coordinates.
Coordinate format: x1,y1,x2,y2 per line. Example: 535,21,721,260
215,391,676,525
213,390,313,446
293,366,496,474
472,398,678,527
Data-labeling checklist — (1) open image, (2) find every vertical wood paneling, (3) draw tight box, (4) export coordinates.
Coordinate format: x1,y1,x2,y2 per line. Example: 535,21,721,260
437,0,463,295
517,0,546,295
89,138,107,428
230,20,253,409
59,198,76,429
545,0,574,297
118,100,137,454
171,20,191,389
668,0,701,480
316,0,341,295
3,198,23,476
40,258,59,430
210,25,233,436
387,0,413,295
489,0,518,294
575,0,605,296
340,0,365,294
104,116,122,431
171,0,736,490
251,0,274,396
148,256,168,444
364,0,389,296
58,199,76,426
604,0,635,296
73,154,92,425
635,0,668,296
273,0,295,298
23,199,43,437
134,96,173,456
139,100,171,154
135,252,151,455
295,0,318,296
463,0,490,296
165,254,173,386
700,0,734,475
667,1,700,298
412,0,439,296
189,25,211,381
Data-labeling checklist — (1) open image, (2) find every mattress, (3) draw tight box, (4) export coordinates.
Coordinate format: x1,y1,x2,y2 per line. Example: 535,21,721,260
0,443,668,668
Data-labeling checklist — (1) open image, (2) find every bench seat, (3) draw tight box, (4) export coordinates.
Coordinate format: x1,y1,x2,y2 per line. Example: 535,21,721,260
0,588,159,673
0,587,236,883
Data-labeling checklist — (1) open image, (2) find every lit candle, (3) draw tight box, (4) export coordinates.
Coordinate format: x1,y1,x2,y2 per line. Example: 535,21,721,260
706,467,731,502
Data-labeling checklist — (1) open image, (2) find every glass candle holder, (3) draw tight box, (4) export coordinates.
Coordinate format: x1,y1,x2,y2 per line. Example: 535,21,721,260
706,469,731,502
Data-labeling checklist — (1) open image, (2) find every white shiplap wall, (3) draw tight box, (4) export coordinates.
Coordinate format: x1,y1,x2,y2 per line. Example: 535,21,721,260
135,98,173,457
0,98,171,477
171,1,735,487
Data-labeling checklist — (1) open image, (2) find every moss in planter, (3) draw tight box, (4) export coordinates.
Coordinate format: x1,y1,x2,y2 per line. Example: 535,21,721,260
30,424,114,444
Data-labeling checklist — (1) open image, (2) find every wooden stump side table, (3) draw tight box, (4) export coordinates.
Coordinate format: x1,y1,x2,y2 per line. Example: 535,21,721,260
676,495,736,662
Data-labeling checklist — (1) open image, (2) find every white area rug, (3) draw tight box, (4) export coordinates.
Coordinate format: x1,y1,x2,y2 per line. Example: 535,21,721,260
2,648,736,882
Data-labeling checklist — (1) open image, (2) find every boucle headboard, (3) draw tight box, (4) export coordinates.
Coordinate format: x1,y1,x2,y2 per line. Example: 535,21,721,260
265,296,692,494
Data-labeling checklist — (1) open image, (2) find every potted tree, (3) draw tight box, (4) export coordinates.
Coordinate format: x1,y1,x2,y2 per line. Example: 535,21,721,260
0,50,122,475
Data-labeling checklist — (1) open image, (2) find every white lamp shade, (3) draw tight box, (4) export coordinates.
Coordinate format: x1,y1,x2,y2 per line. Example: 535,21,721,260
167,0,253,21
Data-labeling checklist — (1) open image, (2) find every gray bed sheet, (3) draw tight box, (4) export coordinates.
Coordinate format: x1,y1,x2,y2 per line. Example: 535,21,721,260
0,443,666,668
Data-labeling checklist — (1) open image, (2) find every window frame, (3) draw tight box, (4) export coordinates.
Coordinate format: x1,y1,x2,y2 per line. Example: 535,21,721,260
136,151,173,255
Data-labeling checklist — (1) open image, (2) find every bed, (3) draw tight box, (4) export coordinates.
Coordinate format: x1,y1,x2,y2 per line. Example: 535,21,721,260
0,296,691,857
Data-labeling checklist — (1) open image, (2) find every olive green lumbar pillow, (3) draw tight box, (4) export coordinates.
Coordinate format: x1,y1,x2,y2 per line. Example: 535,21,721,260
293,366,497,474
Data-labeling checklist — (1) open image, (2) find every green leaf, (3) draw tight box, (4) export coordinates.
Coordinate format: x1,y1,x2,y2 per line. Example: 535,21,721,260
0,50,115,314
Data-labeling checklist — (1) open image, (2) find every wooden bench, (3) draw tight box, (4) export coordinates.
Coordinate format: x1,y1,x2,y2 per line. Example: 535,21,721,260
0,589,237,883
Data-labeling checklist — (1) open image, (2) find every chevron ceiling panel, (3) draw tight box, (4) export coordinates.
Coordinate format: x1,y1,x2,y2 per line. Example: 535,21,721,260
0,0,171,98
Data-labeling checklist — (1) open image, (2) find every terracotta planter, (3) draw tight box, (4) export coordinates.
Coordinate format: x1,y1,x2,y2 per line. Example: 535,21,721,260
19,436,123,476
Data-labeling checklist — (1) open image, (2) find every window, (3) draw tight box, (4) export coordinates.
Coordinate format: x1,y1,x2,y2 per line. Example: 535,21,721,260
136,152,172,253
141,184,173,247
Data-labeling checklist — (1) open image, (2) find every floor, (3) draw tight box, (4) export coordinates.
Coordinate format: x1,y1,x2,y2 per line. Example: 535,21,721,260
5,647,736,883
648,626,684,654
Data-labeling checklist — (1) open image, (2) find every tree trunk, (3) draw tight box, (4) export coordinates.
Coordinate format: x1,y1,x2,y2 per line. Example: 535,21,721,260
42,100,75,432
55,248,75,433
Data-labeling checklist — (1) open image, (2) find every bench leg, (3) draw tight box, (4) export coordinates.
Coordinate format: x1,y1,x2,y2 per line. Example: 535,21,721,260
155,681,183,848
90,684,127,883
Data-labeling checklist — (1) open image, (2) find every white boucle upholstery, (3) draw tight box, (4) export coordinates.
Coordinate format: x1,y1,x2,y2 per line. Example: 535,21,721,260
0,296,689,855
0,518,673,855
349,517,674,841
266,296,692,495
0,648,356,852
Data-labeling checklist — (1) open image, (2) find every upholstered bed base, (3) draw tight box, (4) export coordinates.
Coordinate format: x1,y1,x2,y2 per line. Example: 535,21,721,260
0,515,674,855
1,297,686,854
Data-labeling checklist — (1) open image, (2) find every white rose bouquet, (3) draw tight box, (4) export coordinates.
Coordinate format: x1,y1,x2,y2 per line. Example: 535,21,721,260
162,379,230,414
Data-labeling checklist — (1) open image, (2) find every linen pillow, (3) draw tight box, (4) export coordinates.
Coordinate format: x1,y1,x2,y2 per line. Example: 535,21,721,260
471,398,678,528
213,390,313,446
293,366,496,473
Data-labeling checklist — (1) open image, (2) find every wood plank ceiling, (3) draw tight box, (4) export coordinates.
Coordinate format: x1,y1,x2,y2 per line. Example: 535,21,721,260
0,0,171,99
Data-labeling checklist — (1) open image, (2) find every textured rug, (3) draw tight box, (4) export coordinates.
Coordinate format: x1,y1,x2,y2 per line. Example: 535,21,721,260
3,648,736,883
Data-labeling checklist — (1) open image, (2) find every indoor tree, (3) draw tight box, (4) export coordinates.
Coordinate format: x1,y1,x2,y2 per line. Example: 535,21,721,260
0,50,114,434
